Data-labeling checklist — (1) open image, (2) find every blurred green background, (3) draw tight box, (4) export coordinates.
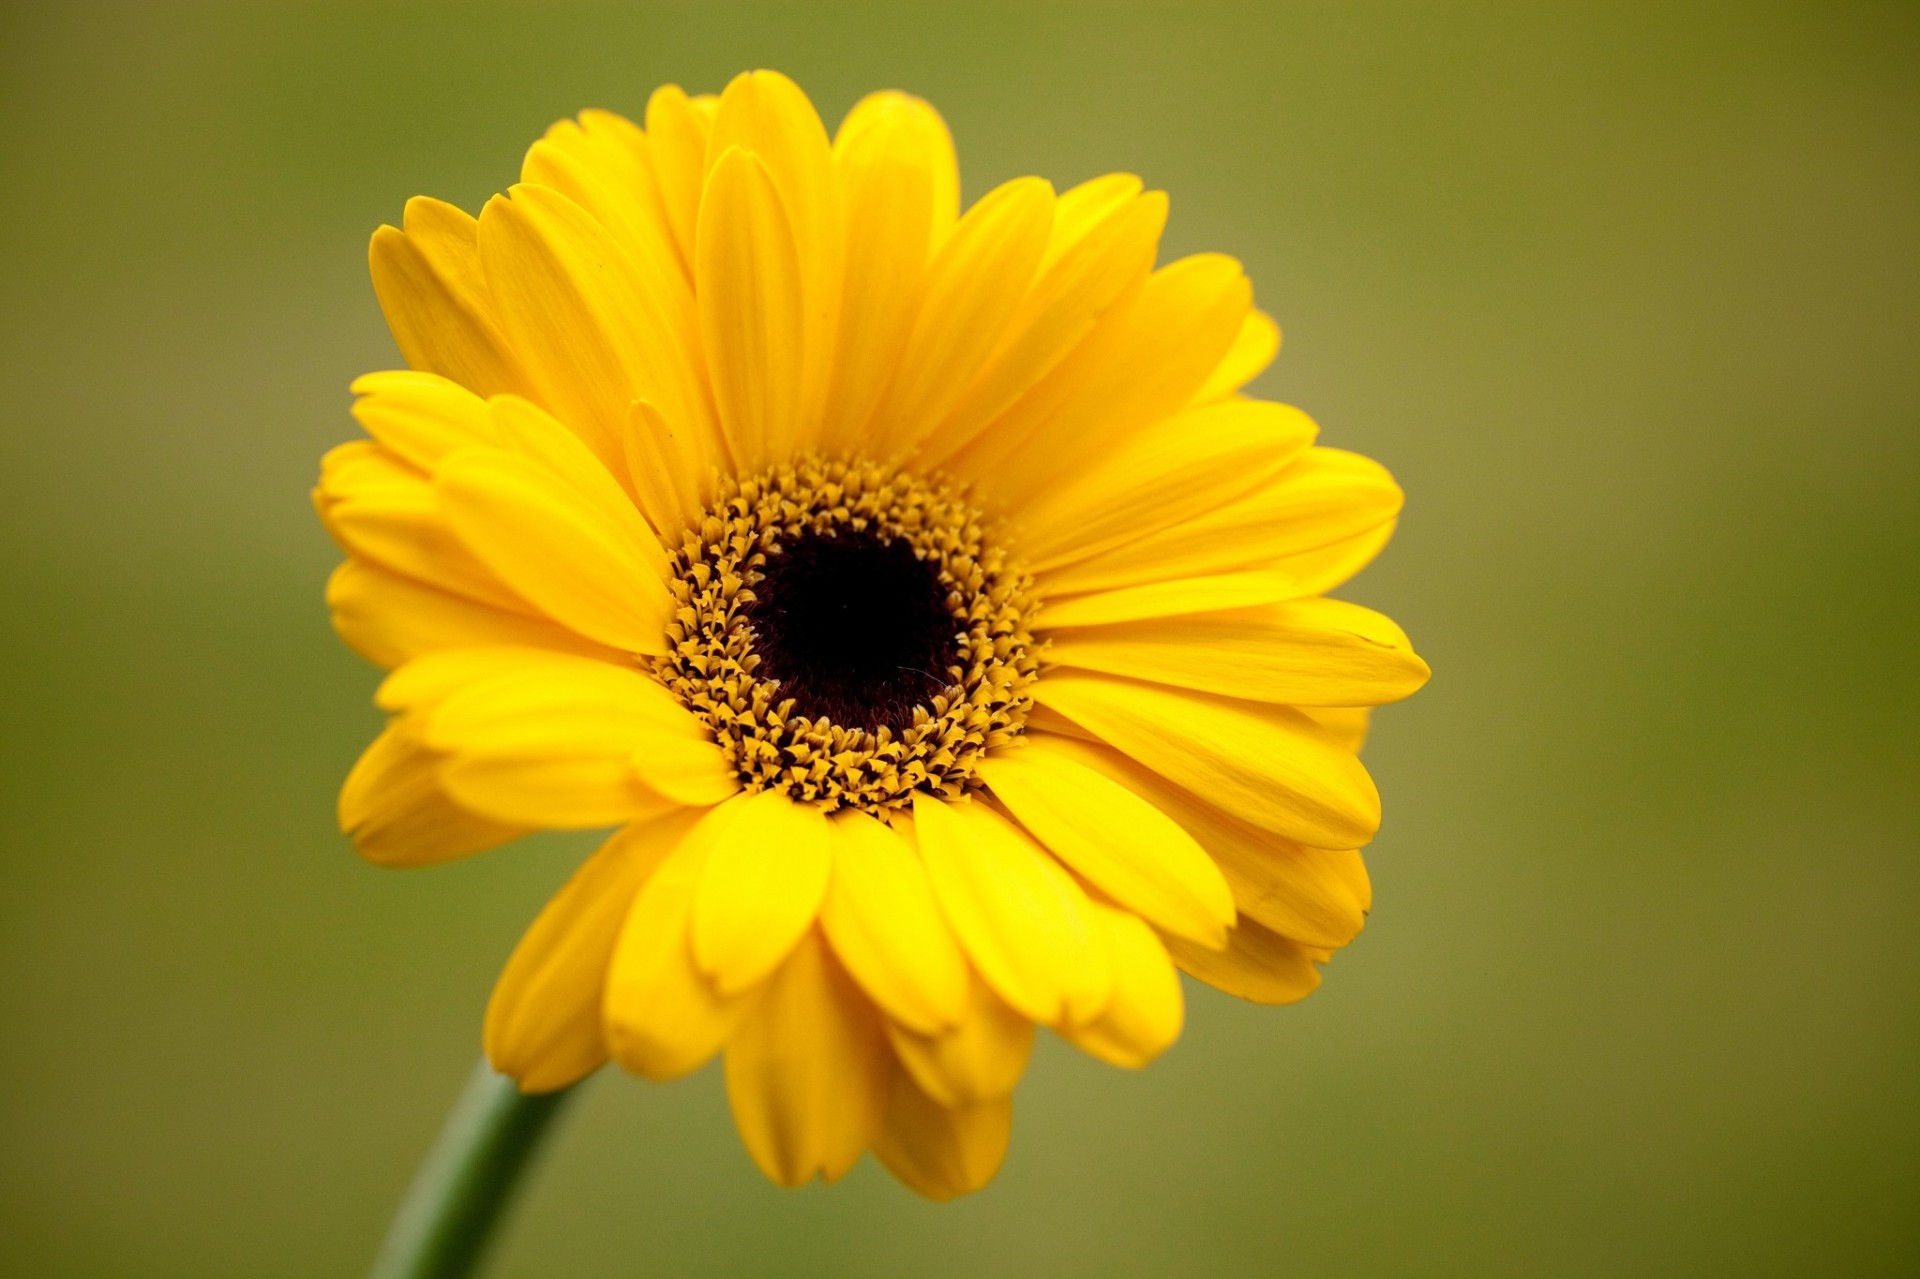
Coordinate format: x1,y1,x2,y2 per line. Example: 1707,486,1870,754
3,2,1916,1274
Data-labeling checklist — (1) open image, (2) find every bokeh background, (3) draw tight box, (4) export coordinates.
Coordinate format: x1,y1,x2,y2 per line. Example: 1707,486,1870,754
3,2,1916,1275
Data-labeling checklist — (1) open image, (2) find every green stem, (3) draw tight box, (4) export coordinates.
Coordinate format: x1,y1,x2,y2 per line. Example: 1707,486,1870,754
369,1059,580,1279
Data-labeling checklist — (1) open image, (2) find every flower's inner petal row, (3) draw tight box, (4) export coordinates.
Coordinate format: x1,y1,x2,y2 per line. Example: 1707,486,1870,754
485,811,700,1093
1272,517,1400,598
884,972,1035,1106
1046,596,1431,707
723,929,890,1186
1035,570,1300,630
369,197,532,400
872,1069,1013,1202
821,92,956,454
653,455,1040,814
1057,901,1184,1068
691,789,832,993
820,811,970,1033
339,723,528,867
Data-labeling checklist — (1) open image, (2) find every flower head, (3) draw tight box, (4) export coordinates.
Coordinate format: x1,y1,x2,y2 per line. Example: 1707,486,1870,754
317,71,1428,1199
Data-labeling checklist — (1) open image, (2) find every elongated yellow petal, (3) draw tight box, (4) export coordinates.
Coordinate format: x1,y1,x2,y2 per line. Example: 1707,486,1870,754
1048,596,1431,707
485,811,700,1092
369,197,530,399
1272,517,1399,597
520,110,678,279
821,92,948,453
692,789,832,994
1037,570,1299,631
477,183,712,481
979,740,1233,947
1163,915,1324,1005
884,971,1035,1106
1038,734,1369,948
434,448,674,655
1041,446,1403,595
339,723,527,866
623,399,709,539
875,177,1055,453
348,370,502,471
326,560,609,670
873,1070,1012,1202
724,930,890,1186
1301,705,1374,756
696,146,806,467
1015,398,1317,569
1034,673,1381,849
1059,902,1183,1068
604,802,753,1079
912,794,1111,1026
374,644,596,713
820,811,969,1033
644,84,716,277
1192,310,1281,403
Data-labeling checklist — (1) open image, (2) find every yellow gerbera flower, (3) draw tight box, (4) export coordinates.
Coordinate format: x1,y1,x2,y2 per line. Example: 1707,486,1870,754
317,70,1428,1200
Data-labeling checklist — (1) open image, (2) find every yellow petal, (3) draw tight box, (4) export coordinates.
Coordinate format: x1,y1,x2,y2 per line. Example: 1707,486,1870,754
695,146,807,468
520,110,679,278
348,370,502,471
912,794,1110,1026
623,398,710,540
1163,915,1324,1005
1035,735,1369,948
315,441,526,613
326,559,609,670
692,789,832,994
1048,596,1431,707
644,84,717,277
484,811,699,1093
477,183,711,482
884,971,1035,1106
917,183,1166,466
338,723,527,867
820,91,950,454
369,197,530,398
434,447,674,655
820,811,969,1034
1033,673,1380,849
872,1070,1012,1202
1040,446,1403,596
875,176,1056,453
604,802,753,1079
1036,570,1300,631
978,740,1234,947
1015,398,1318,570
1272,517,1399,597
1059,902,1184,1068
1301,705,1374,755
724,930,890,1186
1192,310,1281,403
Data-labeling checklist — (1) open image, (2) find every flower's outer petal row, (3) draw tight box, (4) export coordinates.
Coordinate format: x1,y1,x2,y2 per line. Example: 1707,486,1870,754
348,370,505,470
1040,446,1403,596
951,253,1252,509
1272,517,1400,598
315,441,528,613
644,85,720,276
604,801,753,1079
477,182,716,496
1015,398,1318,570
1058,901,1184,1068
916,177,1167,466
872,1069,1012,1202
821,92,952,454
1302,705,1374,755
339,723,529,866
1036,570,1300,631
435,447,674,656
912,795,1111,1026
707,72,844,451
485,811,701,1093
521,110,682,290
696,146,808,468
1035,734,1370,948
692,789,832,994
873,176,1057,455
820,811,970,1033
369,198,531,399
978,740,1234,948
724,929,891,1186
326,560,611,670
884,972,1035,1106
1034,673,1380,849
1162,915,1325,1005
1047,596,1431,707
1192,310,1281,404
